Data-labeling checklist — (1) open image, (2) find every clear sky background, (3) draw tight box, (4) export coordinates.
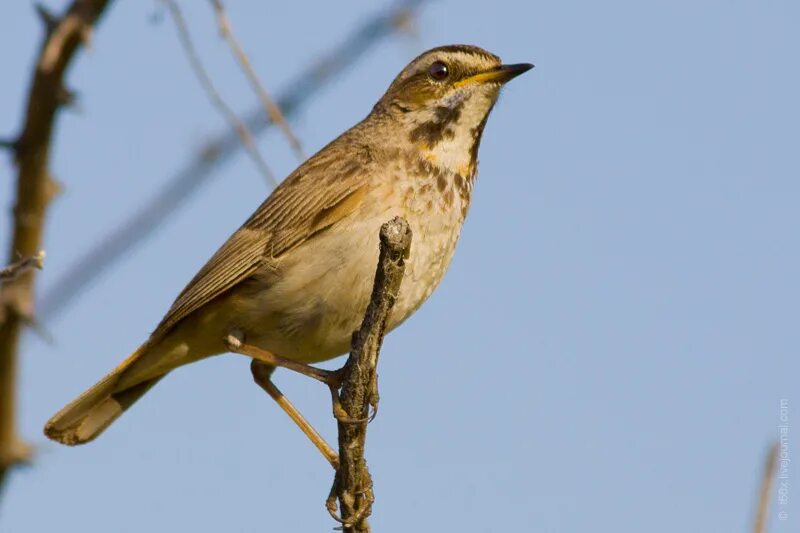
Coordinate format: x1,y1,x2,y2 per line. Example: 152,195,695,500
1,1,798,532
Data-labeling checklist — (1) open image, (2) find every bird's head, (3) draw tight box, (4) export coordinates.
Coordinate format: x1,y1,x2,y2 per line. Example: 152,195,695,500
375,45,533,174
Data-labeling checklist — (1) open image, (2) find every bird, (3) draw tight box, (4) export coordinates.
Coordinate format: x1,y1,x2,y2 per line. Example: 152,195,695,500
44,44,533,455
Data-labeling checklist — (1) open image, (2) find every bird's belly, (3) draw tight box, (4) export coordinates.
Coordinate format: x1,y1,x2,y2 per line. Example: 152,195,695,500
237,187,467,364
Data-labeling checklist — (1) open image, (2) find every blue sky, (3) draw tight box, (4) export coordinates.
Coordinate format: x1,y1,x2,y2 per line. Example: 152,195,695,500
1,1,798,532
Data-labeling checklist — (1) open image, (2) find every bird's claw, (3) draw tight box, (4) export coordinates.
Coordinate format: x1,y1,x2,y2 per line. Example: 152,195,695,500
368,372,380,422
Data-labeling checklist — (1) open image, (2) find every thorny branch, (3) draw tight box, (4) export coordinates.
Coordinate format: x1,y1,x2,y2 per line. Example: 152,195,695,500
326,217,412,532
163,0,276,186
40,0,427,321
0,0,112,493
209,0,305,161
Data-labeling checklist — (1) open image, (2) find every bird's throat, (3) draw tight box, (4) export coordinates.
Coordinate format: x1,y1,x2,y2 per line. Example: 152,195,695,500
405,96,493,179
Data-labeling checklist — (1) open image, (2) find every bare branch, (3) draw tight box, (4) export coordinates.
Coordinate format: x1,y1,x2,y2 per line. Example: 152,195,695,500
40,0,429,321
0,252,45,283
0,0,112,493
163,0,276,187
209,0,305,161
327,217,412,532
753,441,779,533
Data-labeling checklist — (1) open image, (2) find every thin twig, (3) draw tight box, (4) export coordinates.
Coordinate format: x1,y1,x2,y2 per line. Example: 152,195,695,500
0,0,111,495
209,0,305,161
753,441,779,533
327,217,412,532
40,0,428,321
0,252,45,283
163,0,276,187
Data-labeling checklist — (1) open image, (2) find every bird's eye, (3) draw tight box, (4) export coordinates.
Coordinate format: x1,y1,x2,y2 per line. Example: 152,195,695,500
428,61,449,81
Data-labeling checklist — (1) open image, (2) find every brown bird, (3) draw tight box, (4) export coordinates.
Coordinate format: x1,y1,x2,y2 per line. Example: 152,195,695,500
45,45,532,457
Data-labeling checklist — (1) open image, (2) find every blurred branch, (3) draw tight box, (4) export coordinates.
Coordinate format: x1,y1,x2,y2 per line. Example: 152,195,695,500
326,218,412,532
0,0,111,493
209,0,305,161
753,441,779,533
40,0,427,321
0,252,45,284
164,0,276,186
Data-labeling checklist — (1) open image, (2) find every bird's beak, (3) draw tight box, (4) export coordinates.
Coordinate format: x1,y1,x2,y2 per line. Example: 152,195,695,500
454,63,534,88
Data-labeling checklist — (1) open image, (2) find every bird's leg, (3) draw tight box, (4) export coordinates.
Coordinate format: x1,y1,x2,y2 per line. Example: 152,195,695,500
226,331,351,466
227,332,367,437
249,360,339,470
226,332,342,387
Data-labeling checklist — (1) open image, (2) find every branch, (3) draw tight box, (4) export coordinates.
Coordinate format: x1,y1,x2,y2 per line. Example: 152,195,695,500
327,217,412,532
39,0,428,321
0,252,45,283
163,0,276,187
0,0,112,492
753,441,779,533
209,0,305,161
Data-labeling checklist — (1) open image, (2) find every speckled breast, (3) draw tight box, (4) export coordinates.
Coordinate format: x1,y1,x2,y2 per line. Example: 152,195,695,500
387,157,474,330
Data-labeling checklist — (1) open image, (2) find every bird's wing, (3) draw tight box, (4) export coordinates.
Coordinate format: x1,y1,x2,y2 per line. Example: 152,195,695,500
152,142,373,336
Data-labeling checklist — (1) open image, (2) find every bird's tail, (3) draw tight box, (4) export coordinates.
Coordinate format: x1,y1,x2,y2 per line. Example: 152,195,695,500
44,342,164,445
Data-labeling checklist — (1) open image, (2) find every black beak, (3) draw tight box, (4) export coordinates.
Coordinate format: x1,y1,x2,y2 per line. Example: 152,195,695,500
494,63,535,83
456,62,535,87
